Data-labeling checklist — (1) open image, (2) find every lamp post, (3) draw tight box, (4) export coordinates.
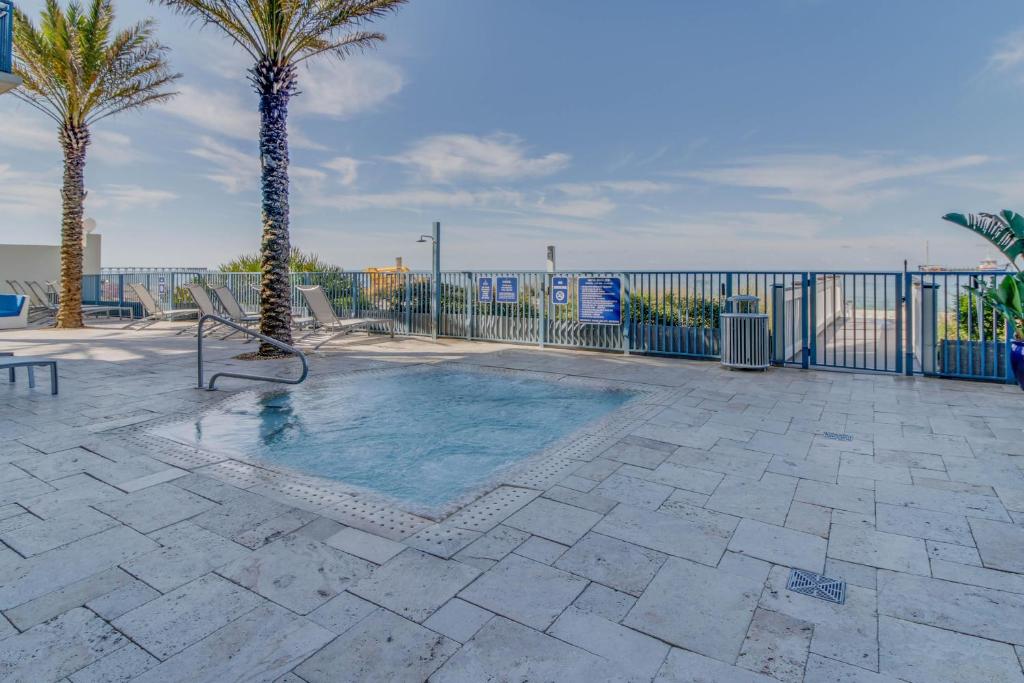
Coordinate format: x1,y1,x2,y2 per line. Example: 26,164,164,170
416,221,441,340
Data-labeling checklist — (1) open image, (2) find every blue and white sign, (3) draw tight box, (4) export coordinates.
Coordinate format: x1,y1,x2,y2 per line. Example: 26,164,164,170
158,276,166,295
551,276,569,305
578,277,621,325
478,278,493,303
495,277,519,303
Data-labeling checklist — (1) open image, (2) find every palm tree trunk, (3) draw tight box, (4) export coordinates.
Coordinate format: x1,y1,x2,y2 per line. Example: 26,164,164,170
256,63,296,356
56,123,90,329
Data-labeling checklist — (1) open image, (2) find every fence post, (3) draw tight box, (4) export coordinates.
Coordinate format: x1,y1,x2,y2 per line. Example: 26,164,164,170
904,272,914,376
539,274,546,349
919,281,939,375
351,275,358,319
895,276,904,374
622,273,631,356
771,284,785,365
465,272,472,341
808,273,818,366
800,273,810,369
117,275,125,310
1007,317,1015,385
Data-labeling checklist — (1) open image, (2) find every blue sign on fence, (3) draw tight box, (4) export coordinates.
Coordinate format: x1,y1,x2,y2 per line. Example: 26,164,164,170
578,277,621,325
551,276,569,305
478,278,493,303
496,277,519,303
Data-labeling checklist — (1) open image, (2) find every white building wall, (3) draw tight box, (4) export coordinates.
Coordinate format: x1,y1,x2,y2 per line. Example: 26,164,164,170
0,234,102,293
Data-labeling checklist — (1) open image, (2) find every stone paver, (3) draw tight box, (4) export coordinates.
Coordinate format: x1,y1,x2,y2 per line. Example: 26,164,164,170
624,556,762,662
549,606,670,680
0,608,127,682
504,497,602,545
431,616,620,682
878,570,1024,645
736,608,814,683
1,508,111,560
706,473,797,526
2,327,1023,682
217,534,374,614
459,553,588,629
296,609,458,683
879,615,1024,683
120,520,251,592
112,573,264,660
728,518,826,572
554,531,666,595
423,598,494,643
654,646,776,682
94,484,214,534
827,524,930,575
349,548,480,623
968,517,1024,573
594,502,736,565
324,525,405,564
134,603,333,683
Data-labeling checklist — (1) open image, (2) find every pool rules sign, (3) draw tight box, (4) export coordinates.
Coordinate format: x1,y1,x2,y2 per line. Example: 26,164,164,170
578,277,622,325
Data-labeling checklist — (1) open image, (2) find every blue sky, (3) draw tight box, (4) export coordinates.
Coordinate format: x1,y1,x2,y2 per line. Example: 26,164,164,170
3,0,1024,271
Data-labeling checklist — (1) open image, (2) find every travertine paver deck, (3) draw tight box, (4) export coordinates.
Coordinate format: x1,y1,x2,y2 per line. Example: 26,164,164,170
0,322,1022,682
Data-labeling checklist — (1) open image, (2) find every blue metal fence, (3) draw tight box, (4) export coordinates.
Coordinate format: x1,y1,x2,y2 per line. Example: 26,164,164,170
84,268,1016,384
0,1,12,74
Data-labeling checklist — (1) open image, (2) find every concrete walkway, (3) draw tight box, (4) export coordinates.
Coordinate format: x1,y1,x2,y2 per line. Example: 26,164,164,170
0,323,1022,682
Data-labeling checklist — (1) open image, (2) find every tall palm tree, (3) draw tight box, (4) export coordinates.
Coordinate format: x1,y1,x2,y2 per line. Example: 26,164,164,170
12,0,179,328
155,0,406,356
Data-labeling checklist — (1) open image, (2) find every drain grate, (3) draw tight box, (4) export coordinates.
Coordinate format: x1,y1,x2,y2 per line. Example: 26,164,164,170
822,432,853,442
786,568,846,604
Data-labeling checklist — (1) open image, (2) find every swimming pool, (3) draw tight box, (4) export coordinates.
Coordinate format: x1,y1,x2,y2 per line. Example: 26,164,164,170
152,366,632,514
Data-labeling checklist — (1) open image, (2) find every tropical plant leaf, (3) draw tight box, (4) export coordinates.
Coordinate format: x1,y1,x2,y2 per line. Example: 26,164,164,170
942,211,1024,266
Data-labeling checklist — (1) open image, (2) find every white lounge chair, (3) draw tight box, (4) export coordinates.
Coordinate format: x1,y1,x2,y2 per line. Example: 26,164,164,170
297,285,394,349
36,281,131,320
125,282,199,332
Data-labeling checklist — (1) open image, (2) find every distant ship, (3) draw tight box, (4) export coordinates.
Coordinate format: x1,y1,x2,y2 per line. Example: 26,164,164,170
918,257,1007,272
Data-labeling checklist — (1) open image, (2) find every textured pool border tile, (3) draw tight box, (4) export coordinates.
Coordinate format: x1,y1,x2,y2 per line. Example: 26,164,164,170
109,361,673,532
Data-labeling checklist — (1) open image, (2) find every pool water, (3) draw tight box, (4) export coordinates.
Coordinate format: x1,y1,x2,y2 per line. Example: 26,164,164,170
153,367,631,512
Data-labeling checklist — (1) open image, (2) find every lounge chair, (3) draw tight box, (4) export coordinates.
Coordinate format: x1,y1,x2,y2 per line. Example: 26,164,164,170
211,285,261,328
296,285,394,349
7,281,51,324
125,282,199,332
0,354,58,394
183,284,230,336
0,294,28,330
33,281,131,320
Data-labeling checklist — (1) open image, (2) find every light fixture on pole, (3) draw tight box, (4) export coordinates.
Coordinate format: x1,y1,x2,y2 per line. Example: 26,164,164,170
416,221,441,340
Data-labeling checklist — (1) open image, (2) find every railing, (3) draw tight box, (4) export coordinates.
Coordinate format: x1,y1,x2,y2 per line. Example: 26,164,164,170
84,268,1017,385
0,1,12,74
196,314,308,390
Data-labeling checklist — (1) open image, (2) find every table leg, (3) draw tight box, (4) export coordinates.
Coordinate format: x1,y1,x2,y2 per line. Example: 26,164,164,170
27,366,35,389
49,364,58,395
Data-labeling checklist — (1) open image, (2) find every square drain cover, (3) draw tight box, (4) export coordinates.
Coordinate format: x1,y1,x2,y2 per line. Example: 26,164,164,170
823,432,853,442
786,568,846,604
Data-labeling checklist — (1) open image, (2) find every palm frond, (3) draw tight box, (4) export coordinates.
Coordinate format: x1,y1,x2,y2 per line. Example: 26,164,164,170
942,210,1024,269
13,0,180,129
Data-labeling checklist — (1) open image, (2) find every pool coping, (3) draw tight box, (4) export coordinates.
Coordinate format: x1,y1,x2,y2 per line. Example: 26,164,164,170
107,361,680,539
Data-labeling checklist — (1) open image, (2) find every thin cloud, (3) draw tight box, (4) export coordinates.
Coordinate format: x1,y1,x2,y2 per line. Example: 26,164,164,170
323,157,360,186
292,58,404,119
189,136,325,194
685,153,990,211
989,29,1024,72
159,84,324,150
90,185,178,210
391,133,570,183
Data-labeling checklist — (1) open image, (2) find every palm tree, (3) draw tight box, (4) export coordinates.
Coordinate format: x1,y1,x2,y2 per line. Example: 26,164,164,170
12,0,179,328
155,0,406,356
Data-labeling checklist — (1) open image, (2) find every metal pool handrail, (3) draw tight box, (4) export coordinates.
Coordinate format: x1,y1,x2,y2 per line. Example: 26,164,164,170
197,314,308,390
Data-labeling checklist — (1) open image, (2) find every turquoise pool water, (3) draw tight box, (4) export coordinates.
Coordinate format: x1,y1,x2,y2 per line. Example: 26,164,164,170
154,367,631,512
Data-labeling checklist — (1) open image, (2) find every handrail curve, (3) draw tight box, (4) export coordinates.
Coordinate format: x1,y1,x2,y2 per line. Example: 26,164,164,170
197,314,308,390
